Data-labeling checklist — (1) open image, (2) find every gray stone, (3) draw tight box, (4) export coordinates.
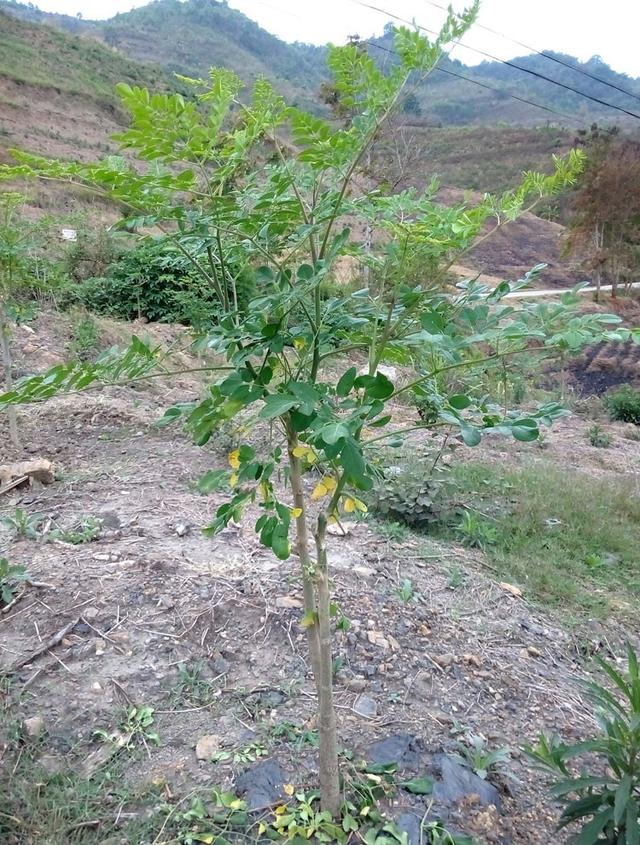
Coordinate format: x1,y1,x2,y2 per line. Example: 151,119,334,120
235,759,287,811
195,734,220,761
354,694,377,718
23,716,45,738
431,754,501,809
366,734,424,771
395,811,422,845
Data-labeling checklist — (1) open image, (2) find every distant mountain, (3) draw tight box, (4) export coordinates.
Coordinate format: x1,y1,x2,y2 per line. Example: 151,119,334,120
0,0,327,111
2,0,639,127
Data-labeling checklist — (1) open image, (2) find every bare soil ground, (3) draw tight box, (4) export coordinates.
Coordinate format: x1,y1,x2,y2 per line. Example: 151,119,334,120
1,313,639,844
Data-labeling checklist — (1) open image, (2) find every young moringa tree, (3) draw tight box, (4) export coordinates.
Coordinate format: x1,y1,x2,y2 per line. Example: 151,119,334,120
2,8,638,816
0,192,42,452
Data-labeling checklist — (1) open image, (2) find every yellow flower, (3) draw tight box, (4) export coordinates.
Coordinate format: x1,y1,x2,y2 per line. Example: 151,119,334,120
290,507,303,518
229,472,238,487
228,449,240,469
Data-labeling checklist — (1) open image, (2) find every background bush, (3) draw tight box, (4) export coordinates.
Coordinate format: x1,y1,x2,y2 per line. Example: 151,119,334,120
605,384,640,425
62,238,256,327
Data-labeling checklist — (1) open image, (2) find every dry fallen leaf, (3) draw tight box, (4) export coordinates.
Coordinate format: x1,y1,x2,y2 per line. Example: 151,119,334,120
499,582,523,598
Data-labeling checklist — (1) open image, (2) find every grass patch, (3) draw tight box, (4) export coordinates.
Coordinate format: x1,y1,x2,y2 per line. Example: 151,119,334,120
439,461,640,623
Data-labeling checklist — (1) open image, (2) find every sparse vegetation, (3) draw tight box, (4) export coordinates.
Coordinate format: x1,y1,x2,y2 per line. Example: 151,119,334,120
438,462,640,621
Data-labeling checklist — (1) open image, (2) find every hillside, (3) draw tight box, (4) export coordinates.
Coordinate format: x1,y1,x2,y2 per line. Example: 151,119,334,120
2,0,640,127
0,0,326,111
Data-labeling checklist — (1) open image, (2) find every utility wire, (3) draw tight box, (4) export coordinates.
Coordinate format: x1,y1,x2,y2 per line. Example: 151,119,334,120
365,39,578,123
421,0,640,105
350,0,640,121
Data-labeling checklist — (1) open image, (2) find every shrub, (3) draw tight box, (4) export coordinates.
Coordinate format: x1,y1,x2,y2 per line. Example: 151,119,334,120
588,423,613,448
64,239,256,327
605,384,640,426
371,449,457,529
526,644,640,844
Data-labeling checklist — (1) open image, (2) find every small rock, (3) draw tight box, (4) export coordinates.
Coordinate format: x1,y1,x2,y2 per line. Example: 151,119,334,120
367,630,390,650
462,653,483,668
429,709,455,726
23,716,45,738
326,521,353,537
431,754,502,809
434,653,455,669
210,652,231,675
235,759,287,811
366,734,424,771
196,734,221,761
275,595,303,609
345,677,367,692
83,606,100,621
175,522,190,537
157,595,175,610
354,694,378,718
395,811,422,845
90,682,102,692
527,645,542,658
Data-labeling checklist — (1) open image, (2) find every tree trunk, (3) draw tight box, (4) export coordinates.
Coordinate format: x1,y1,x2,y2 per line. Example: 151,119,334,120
286,428,340,817
314,513,341,816
0,311,20,451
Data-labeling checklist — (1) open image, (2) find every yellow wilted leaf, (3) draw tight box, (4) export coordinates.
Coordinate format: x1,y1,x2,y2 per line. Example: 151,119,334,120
260,481,270,501
293,445,317,464
324,476,337,492
274,805,286,815
354,498,368,513
344,497,355,513
284,783,295,796
290,507,303,518
228,449,240,469
311,481,328,500
258,823,267,835
229,472,238,487
294,337,306,350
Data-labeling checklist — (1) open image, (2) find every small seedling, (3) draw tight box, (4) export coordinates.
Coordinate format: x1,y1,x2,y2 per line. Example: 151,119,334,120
587,423,612,448
446,565,467,590
395,578,419,603
454,733,511,781
269,720,319,749
0,508,44,540
171,661,218,707
94,705,159,750
211,741,268,765
0,557,27,605
49,516,102,545
455,511,498,551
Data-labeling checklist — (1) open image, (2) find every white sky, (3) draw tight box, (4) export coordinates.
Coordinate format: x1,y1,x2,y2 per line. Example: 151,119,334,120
30,0,640,77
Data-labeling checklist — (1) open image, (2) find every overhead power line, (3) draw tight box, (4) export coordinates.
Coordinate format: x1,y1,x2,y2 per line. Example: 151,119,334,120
421,0,640,105
350,0,640,121
365,40,578,123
